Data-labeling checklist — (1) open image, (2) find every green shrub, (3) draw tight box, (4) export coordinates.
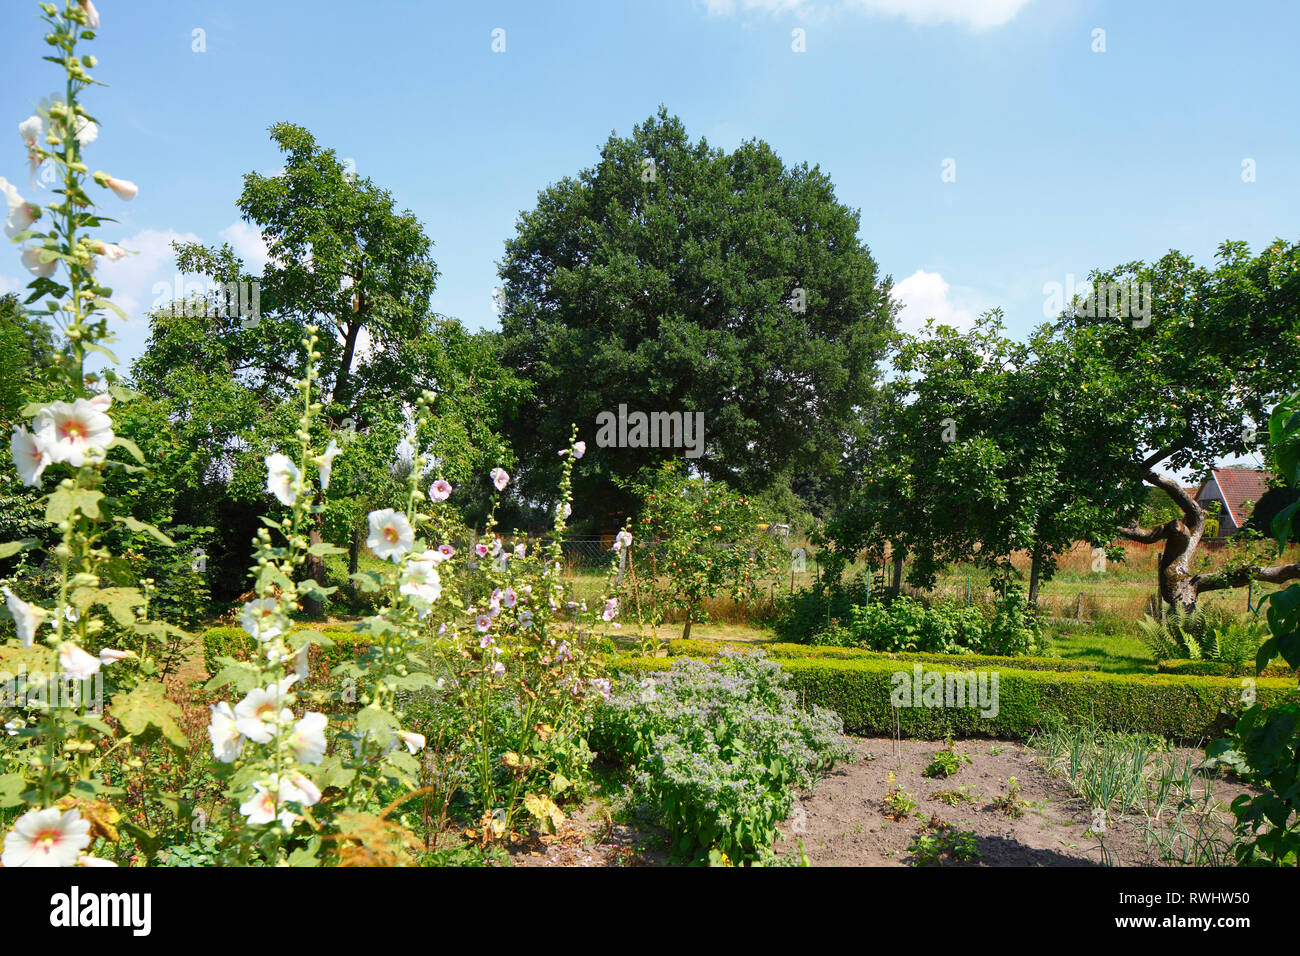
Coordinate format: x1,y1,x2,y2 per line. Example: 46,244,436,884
610,654,1294,742
1135,603,1239,662
592,649,849,865
201,622,371,678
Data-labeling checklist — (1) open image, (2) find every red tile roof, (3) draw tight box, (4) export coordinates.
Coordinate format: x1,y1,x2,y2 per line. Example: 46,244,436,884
1208,469,1273,526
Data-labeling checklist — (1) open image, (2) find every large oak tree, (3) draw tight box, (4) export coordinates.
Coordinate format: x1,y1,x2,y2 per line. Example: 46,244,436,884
497,108,895,521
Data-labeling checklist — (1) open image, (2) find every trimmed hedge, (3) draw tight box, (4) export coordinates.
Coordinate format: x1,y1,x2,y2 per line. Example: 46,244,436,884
201,623,371,678
612,653,1297,742
664,639,1101,672
1156,658,1296,679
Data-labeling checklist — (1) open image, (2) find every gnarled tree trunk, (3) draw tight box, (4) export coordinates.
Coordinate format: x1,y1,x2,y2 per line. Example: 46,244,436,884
1118,469,1300,613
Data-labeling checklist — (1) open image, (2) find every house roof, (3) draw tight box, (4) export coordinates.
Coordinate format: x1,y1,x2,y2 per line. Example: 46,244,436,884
1205,469,1273,526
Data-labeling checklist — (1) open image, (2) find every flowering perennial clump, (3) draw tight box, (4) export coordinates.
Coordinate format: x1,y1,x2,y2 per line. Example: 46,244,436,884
592,649,849,865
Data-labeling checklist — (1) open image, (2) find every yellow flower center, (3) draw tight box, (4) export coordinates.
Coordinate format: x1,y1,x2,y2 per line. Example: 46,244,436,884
59,420,87,442
383,526,399,543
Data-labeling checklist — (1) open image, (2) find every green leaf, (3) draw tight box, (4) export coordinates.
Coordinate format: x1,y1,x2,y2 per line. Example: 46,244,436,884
108,436,146,464
115,515,174,545
112,681,188,749
0,539,38,559
307,542,348,557
0,773,29,808
45,487,105,522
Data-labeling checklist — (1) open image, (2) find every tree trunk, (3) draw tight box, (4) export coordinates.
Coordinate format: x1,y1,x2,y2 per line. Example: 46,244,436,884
891,548,903,591
681,612,693,641
348,521,361,600
1027,545,1043,606
303,513,326,620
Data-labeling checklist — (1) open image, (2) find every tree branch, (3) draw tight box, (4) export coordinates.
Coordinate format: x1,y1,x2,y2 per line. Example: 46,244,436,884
1192,562,1300,594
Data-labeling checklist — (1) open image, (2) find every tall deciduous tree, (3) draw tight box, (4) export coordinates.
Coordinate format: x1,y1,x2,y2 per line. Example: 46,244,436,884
132,124,525,608
1053,239,1300,611
498,108,895,521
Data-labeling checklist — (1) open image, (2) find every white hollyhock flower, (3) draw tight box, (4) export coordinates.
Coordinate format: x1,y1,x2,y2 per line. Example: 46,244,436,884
208,702,243,763
88,239,127,262
399,559,441,604
18,115,43,177
264,452,299,506
233,684,293,744
316,439,341,491
613,530,633,551
77,855,117,867
503,587,517,609
79,1,100,30
491,661,505,677
287,711,328,764
2,587,46,647
602,598,619,622
573,440,586,459
366,508,413,562
1,177,39,239
98,647,130,665
239,783,279,827
1,807,91,867
240,597,287,642
106,176,137,200
74,117,97,148
33,399,114,467
430,478,452,501
21,245,55,278
490,467,509,491
281,771,321,807
398,730,425,754
9,427,49,487
88,391,112,412
59,643,100,681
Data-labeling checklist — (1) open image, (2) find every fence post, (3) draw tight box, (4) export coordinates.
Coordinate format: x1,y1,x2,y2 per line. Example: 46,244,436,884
1075,592,1084,620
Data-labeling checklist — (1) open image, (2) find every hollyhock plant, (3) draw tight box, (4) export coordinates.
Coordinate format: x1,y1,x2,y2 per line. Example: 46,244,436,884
240,597,287,641
367,508,414,562
9,427,49,486
1,175,39,238
490,466,509,491
32,398,114,466
316,439,342,491
1,807,91,868
264,452,300,506
3,586,46,646
208,702,243,763
58,643,100,680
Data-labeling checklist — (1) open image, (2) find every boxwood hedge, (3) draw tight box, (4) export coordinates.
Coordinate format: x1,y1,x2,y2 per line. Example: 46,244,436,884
613,652,1296,742
664,638,1101,672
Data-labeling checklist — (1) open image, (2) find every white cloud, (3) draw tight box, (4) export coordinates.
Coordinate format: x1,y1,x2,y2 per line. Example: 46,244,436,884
845,0,1033,29
700,0,1033,29
699,0,811,14
220,220,270,274
891,269,980,335
96,227,202,320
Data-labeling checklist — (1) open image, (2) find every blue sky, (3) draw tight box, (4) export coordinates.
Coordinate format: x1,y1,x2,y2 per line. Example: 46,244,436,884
2,0,1297,369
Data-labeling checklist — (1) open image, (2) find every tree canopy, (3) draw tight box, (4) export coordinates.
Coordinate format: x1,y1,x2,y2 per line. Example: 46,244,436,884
497,108,895,523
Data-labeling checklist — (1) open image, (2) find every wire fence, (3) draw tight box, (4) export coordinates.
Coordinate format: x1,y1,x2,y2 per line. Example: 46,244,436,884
548,537,1273,624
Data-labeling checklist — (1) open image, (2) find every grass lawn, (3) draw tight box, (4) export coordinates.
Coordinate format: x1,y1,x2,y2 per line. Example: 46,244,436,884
1039,625,1157,674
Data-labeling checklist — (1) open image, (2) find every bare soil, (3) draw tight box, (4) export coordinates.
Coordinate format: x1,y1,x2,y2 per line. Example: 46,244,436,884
504,736,1254,867
774,737,1251,867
